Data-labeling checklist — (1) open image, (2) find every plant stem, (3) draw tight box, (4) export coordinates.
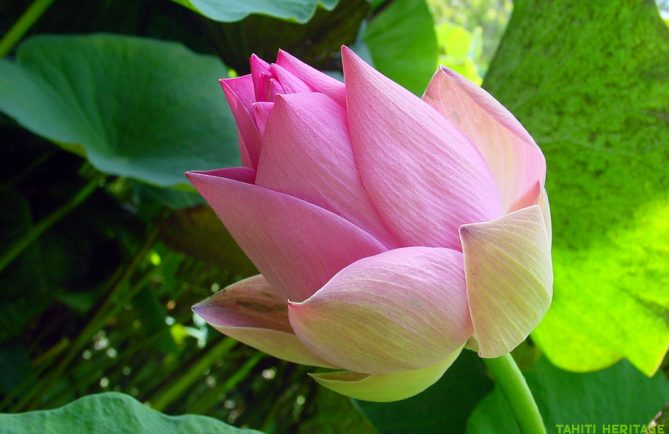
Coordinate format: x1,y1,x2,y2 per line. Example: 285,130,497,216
0,174,104,273
186,352,264,414
483,353,546,434
6,228,157,412
148,338,238,411
0,0,55,57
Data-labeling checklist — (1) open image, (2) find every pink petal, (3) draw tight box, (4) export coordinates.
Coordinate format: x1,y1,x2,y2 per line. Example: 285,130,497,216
252,102,273,135
250,54,273,102
276,49,346,106
271,64,312,94
460,204,553,357
193,275,334,367
341,46,502,250
288,247,472,373
255,92,398,248
220,75,261,169
220,74,255,112
423,67,546,212
186,168,386,302
309,346,462,402
267,78,285,101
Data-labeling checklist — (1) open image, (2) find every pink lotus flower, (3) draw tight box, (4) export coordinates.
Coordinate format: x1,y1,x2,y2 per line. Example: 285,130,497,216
187,47,552,402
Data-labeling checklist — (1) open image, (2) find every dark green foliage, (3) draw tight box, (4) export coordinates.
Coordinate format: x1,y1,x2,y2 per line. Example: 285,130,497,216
205,0,369,73
0,186,49,342
1,0,668,432
299,388,378,434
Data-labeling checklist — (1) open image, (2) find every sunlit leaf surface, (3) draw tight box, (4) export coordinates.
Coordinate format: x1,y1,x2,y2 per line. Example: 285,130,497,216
485,0,669,375
364,0,439,94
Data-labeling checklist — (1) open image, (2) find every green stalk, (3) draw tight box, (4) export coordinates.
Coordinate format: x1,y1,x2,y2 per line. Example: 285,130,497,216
0,0,55,57
186,352,264,414
7,228,157,411
148,338,238,411
483,353,546,434
0,174,103,273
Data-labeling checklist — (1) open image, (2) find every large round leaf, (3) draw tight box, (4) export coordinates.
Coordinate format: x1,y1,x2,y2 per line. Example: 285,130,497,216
172,0,338,23
204,0,368,74
363,0,438,94
484,0,669,375
0,34,238,187
0,392,261,433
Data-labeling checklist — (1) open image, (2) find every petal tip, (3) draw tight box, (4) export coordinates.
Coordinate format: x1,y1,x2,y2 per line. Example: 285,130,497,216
250,53,270,69
286,299,303,311
272,92,287,104
276,49,288,61
286,299,308,323
218,77,234,91
341,46,368,82
191,299,215,324
458,223,479,238
340,45,356,58
184,171,200,183
437,64,457,77
184,170,215,186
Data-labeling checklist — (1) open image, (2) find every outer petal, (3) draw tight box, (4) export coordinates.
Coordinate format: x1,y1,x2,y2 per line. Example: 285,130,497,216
310,346,463,402
423,67,546,212
288,247,472,373
256,92,398,248
220,75,261,169
186,168,386,302
276,49,346,106
460,204,553,358
341,46,502,250
193,275,334,368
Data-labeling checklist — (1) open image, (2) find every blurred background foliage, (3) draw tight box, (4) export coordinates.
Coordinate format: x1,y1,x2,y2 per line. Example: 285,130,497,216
0,0,668,433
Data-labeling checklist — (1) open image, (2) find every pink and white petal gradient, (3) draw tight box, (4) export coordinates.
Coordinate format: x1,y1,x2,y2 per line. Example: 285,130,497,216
288,247,472,373
423,67,546,212
460,203,552,357
309,346,463,402
193,275,334,368
188,46,552,402
341,47,503,250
